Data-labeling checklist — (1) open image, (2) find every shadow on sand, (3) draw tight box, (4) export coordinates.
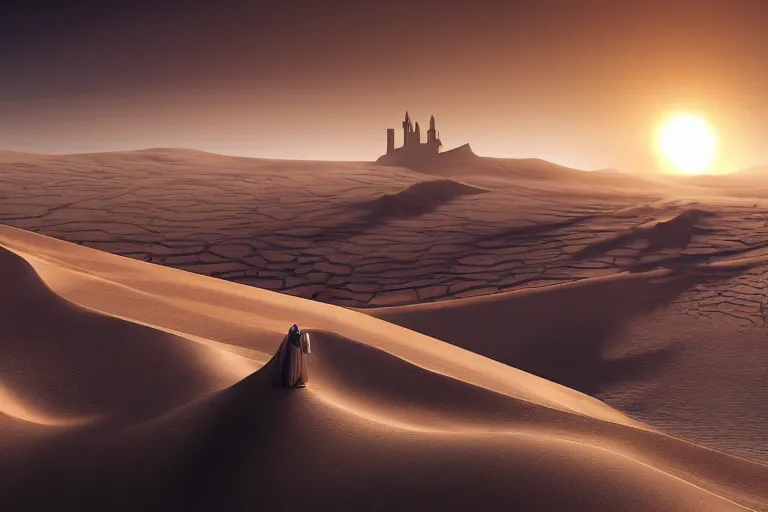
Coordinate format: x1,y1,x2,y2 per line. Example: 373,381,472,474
375,261,760,397
158,360,298,510
572,209,718,261
300,179,488,241
0,349,299,510
474,214,597,244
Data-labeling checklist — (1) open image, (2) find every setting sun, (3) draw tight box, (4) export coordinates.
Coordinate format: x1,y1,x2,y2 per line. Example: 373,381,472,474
657,114,718,174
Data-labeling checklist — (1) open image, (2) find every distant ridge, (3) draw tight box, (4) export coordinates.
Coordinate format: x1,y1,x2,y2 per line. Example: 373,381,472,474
0,147,375,165
1,147,654,187
377,143,608,180
0,147,222,160
592,167,625,174
376,142,477,169
734,164,768,176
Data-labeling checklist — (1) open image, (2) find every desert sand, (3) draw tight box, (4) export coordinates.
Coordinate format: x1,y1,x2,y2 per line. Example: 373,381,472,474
1,149,768,509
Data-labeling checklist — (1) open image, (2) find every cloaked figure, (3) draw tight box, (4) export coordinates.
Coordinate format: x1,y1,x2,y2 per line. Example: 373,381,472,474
271,324,311,388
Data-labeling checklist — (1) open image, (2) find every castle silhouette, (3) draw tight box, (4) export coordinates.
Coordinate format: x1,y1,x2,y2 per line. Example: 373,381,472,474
377,111,473,168
386,111,442,157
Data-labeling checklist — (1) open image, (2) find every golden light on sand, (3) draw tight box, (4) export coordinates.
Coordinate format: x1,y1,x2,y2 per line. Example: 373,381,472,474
657,114,718,174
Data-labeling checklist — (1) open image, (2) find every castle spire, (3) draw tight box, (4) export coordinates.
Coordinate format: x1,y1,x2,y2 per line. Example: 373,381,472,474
427,114,438,148
402,110,413,146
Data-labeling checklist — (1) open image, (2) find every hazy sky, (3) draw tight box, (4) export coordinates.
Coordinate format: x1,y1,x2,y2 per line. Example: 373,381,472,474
1,0,767,172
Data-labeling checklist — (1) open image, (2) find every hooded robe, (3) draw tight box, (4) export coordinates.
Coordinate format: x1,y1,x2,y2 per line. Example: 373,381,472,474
271,329,311,388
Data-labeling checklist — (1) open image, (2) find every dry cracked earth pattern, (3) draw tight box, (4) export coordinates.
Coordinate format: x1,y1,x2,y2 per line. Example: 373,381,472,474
4,148,768,464
1,149,768,324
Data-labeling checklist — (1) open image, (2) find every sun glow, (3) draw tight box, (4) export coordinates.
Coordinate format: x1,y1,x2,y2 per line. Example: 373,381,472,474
657,114,718,174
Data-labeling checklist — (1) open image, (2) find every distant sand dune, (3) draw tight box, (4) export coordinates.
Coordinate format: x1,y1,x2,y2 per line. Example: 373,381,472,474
573,208,720,260
301,178,488,241
2,148,768,310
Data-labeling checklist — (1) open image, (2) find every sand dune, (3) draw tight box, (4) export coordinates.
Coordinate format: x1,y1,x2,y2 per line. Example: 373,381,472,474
371,255,768,467
0,226,764,510
2,150,768,509
0,244,252,423
378,142,666,188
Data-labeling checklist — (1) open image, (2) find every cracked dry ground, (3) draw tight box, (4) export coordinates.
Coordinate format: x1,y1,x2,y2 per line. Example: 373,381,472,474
2,149,768,329
6,149,768,465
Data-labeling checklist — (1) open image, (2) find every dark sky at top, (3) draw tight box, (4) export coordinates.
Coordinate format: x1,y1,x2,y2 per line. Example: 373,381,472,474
1,0,767,172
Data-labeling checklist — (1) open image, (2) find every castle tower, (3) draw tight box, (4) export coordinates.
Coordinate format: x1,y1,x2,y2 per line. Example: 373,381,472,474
386,128,395,154
427,115,437,144
414,122,421,144
402,111,413,146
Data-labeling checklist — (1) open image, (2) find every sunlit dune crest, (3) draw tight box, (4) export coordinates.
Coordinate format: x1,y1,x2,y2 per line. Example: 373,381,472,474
0,381,101,427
